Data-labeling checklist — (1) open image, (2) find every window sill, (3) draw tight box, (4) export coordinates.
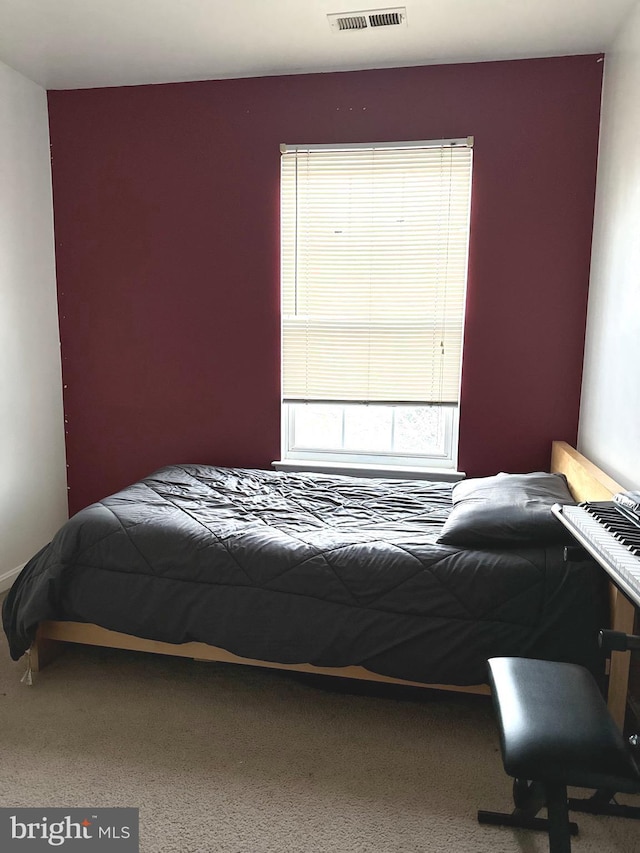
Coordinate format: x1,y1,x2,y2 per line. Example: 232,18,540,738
272,460,465,482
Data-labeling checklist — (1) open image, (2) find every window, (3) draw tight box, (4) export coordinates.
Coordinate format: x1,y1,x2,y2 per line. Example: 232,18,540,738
280,139,473,473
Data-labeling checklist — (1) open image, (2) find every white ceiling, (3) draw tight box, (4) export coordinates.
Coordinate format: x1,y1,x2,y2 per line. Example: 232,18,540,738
0,0,636,90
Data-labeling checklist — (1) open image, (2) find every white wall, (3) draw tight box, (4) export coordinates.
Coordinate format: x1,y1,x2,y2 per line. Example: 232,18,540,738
0,60,68,591
579,0,640,489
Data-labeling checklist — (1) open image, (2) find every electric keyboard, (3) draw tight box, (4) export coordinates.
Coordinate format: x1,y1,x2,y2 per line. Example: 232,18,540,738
553,502,640,609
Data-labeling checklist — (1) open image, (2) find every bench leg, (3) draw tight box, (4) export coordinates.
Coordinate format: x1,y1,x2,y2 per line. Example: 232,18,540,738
568,789,640,820
478,778,579,842
546,782,572,853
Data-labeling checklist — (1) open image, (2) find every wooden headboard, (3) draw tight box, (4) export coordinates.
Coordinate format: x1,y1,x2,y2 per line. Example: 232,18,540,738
551,440,623,502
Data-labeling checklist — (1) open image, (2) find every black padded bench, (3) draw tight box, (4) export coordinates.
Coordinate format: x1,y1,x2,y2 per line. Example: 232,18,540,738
478,657,640,853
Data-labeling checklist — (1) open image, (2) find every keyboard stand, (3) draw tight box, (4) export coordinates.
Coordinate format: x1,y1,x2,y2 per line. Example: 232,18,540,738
552,503,638,730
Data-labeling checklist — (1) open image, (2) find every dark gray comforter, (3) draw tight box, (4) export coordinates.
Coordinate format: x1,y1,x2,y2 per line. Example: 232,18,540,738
2,466,606,683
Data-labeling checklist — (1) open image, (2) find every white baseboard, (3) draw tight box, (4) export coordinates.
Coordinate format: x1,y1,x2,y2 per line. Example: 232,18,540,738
0,564,24,594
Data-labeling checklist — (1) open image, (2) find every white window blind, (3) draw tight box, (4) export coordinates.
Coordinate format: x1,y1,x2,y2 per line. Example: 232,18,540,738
281,139,473,404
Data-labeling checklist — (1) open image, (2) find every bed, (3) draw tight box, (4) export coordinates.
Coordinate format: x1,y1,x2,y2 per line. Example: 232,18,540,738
2,441,632,723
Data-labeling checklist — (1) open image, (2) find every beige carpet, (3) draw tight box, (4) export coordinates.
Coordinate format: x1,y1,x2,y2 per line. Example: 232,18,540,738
1,628,638,852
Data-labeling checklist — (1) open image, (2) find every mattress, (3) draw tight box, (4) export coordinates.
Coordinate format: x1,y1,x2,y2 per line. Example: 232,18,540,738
2,465,607,683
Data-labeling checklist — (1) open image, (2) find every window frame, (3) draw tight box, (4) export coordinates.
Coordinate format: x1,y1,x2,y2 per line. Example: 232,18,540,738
279,138,472,474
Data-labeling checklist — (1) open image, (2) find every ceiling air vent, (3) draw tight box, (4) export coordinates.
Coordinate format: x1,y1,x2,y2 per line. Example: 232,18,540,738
328,8,407,32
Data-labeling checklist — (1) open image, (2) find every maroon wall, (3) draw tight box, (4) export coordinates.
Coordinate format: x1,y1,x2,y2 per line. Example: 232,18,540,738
48,56,603,514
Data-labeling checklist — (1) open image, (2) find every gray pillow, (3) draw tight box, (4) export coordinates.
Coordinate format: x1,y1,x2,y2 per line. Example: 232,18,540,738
437,471,575,547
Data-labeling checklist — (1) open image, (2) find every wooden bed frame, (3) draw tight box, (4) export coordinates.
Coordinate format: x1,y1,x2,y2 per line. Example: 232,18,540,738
29,441,635,726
